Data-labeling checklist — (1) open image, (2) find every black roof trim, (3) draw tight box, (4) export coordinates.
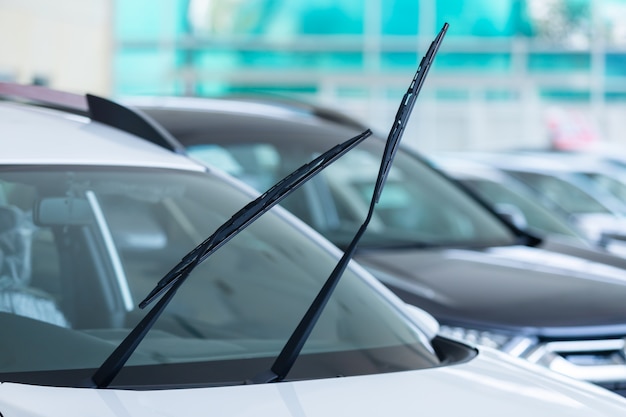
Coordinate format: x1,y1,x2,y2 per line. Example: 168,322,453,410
87,94,186,154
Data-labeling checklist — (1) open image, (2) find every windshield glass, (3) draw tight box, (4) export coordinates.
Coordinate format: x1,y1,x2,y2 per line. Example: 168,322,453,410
506,171,611,215
460,178,580,238
585,172,626,203
0,167,438,387
188,139,516,249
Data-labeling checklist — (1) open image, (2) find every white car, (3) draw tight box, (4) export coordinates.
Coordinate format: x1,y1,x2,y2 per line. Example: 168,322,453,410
1,83,626,416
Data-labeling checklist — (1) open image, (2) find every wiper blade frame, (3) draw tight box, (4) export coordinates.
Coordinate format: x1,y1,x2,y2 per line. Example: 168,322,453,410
248,22,449,384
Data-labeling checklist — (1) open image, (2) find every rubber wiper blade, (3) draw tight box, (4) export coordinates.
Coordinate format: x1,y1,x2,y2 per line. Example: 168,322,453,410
248,22,449,384
87,128,372,388
374,22,448,202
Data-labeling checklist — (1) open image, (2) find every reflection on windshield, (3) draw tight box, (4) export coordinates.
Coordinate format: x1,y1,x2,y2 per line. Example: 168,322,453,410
0,168,437,384
508,172,610,214
189,140,516,249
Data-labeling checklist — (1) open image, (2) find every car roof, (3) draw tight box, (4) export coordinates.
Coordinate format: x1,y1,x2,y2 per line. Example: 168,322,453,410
513,151,626,176
125,96,371,147
428,154,512,181
124,95,370,131
456,151,591,174
0,98,205,172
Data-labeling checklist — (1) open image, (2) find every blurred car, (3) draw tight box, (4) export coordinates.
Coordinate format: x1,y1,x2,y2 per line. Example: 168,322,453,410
510,150,626,253
131,94,626,395
516,150,626,208
429,155,585,239
455,151,626,246
428,155,626,250
6,83,626,415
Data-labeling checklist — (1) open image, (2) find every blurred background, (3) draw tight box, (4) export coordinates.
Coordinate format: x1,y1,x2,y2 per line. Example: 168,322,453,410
2,0,626,153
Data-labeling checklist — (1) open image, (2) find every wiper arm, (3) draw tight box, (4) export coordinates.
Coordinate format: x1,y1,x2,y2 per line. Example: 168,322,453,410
88,128,372,388
248,22,449,384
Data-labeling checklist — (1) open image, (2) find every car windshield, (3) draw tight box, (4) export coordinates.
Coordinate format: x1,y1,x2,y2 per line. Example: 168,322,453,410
0,167,438,387
460,178,580,238
188,138,517,249
506,171,612,215
585,172,626,203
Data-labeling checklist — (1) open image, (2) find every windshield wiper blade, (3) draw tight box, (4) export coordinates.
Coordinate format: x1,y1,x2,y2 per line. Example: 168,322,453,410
87,128,372,388
374,24,447,202
248,22,448,384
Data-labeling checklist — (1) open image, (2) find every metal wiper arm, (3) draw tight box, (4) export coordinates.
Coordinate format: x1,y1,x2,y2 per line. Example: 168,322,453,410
248,22,448,384
88,128,372,388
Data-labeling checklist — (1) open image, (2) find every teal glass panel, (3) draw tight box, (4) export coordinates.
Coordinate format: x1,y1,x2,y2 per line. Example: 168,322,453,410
210,85,319,96
527,53,590,72
540,89,590,101
605,92,626,101
606,53,626,76
299,2,364,35
191,50,363,70
435,53,511,72
191,49,243,71
485,89,519,101
186,0,364,37
335,87,370,98
381,52,419,70
435,89,471,101
115,0,188,40
435,0,527,37
381,1,420,35
113,49,186,96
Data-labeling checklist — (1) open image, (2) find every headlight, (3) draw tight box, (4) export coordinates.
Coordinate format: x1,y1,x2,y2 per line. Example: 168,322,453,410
439,325,536,356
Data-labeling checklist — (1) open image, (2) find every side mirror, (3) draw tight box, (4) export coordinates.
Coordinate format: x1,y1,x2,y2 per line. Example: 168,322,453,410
598,231,626,246
404,304,439,341
494,203,528,230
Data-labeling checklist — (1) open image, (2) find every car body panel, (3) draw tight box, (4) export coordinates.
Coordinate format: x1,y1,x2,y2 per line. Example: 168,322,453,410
0,102,203,171
359,245,626,330
1,347,626,416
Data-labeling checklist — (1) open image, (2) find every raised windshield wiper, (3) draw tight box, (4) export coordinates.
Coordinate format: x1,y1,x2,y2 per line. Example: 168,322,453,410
88,128,372,388
90,22,447,389
248,22,448,384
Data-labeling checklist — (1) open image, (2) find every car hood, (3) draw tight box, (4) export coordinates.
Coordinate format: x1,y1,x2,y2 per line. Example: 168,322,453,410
539,234,626,269
1,347,625,416
355,245,626,332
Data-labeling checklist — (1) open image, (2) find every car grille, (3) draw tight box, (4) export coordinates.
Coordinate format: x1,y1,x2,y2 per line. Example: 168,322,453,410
522,338,626,395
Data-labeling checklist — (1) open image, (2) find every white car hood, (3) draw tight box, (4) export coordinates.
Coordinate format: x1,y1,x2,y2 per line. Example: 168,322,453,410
1,348,625,416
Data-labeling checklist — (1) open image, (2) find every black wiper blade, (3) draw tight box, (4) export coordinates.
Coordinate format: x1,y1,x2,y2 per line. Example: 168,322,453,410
140,128,371,308
248,22,448,384
374,23,448,202
87,128,372,388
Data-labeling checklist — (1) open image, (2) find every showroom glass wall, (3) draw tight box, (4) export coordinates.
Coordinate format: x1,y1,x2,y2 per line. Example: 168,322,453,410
114,0,626,152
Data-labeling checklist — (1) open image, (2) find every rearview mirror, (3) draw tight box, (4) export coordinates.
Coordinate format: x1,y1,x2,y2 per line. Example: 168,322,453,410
34,197,93,226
